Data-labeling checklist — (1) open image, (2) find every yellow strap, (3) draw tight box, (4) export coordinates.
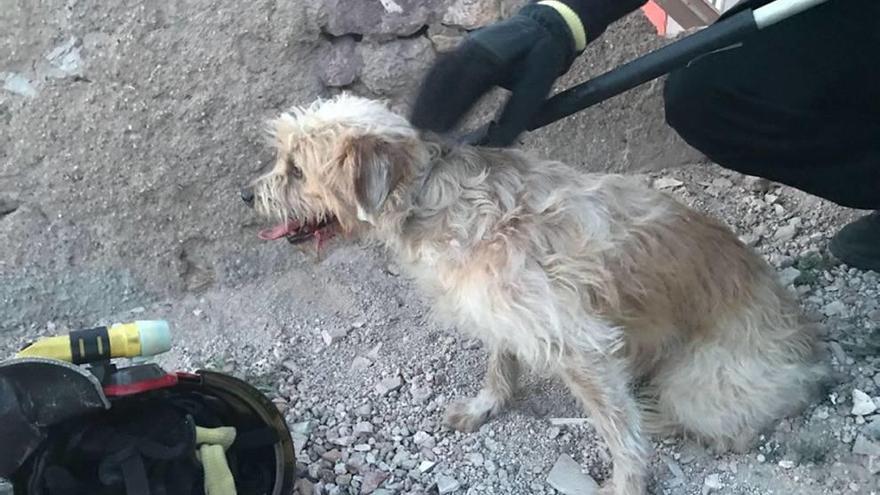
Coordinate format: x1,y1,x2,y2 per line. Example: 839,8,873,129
200,444,237,495
196,426,237,450
538,0,587,52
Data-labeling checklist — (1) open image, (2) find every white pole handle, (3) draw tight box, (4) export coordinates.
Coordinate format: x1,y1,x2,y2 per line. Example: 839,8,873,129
754,0,830,29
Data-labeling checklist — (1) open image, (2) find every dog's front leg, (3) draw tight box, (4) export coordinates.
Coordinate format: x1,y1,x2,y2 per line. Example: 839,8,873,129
445,348,519,432
560,353,649,495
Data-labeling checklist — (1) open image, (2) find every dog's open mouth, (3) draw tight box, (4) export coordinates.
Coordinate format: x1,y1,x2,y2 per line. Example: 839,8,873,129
258,217,337,245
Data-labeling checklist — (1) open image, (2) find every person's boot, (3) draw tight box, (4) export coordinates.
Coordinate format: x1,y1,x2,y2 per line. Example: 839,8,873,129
829,211,880,272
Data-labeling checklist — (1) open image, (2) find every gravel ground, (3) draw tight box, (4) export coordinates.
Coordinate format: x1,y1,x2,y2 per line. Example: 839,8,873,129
2,165,878,495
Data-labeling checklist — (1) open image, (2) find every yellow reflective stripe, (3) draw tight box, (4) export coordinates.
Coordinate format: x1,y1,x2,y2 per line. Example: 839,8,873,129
538,0,587,51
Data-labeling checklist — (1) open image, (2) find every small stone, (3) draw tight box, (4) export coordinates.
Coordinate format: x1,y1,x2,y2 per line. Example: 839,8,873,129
548,418,592,427
442,0,500,29
653,177,683,190
322,449,343,463
852,434,880,456
865,418,880,440
291,421,313,455
375,375,403,396
361,471,389,494
774,223,798,242
547,426,561,439
322,0,437,39
293,478,314,495
851,389,877,416
435,474,461,494
367,344,383,360
419,460,437,473
355,443,372,452
410,383,433,403
413,431,435,447
756,454,766,463
427,24,464,52
465,452,484,467
352,356,372,371
330,436,355,447
356,404,373,417
272,397,289,414
778,460,796,469
744,176,772,193
336,473,352,486
347,452,367,471
3,73,37,98
44,37,83,78
352,320,366,329
823,300,847,317
662,455,685,481
462,338,482,350
828,341,848,366
317,36,362,87
546,454,599,495
322,327,350,346
711,177,733,189
359,37,436,96
307,462,322,479
702,474,723,494
355,421,374,435
778,267,802,287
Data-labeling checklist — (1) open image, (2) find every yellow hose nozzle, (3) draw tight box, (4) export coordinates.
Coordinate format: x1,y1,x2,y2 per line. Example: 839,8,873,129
16,320,172,364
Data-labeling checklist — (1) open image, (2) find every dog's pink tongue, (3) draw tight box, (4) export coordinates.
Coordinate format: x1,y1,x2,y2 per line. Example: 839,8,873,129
258,220,299,240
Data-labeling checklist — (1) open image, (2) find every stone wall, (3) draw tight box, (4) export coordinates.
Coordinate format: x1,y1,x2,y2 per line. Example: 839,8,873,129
309,0,701,172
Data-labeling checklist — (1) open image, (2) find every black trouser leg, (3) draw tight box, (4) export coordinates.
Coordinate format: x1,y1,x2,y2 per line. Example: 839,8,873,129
663,0,880,210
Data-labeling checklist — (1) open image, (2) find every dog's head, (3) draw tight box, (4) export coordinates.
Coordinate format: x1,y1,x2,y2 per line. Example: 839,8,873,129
242,94,427,246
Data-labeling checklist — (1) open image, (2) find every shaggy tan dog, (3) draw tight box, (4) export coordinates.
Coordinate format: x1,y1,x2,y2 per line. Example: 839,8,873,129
244,94,828,494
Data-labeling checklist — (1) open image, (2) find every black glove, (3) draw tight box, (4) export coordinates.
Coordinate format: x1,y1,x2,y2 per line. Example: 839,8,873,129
410,3,580,147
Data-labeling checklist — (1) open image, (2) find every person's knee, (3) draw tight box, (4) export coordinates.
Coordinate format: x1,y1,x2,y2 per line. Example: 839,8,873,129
663,66,719,144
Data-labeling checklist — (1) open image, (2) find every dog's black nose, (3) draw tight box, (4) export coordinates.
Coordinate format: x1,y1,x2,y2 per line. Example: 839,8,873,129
240,188,255,206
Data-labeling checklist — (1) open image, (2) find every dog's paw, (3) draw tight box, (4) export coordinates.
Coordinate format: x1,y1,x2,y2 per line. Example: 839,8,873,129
599,483,643,495
597,477,648,495
443,397,495,432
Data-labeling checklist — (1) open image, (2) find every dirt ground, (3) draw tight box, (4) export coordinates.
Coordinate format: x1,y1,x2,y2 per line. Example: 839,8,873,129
1,1,879,495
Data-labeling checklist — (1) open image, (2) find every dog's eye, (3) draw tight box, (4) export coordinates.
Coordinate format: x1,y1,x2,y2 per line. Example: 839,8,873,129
287,158,303,179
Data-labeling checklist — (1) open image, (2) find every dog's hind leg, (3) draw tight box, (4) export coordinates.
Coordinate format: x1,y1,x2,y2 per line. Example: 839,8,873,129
445,349,519,432
559,352,649,495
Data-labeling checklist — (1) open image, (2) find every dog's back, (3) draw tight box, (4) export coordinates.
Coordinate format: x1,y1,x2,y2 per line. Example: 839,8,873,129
429,145,828,452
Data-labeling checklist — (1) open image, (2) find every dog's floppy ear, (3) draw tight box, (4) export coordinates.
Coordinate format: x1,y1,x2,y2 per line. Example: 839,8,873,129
341,134,408,218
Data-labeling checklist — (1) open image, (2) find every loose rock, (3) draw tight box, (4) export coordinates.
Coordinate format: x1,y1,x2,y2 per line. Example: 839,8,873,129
546,454,598,495
375,375,403,396
702,473,723,494
317,36,362,87
852,434,880,456
773,222,798,242
823,301,847,317
778,267,802,287
442,0,500,29
653,177,683,190
361,470,389,494
435,474,461,494
352,356,372,371
359,38,436,96
3,73,37,98
851,389,877,416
